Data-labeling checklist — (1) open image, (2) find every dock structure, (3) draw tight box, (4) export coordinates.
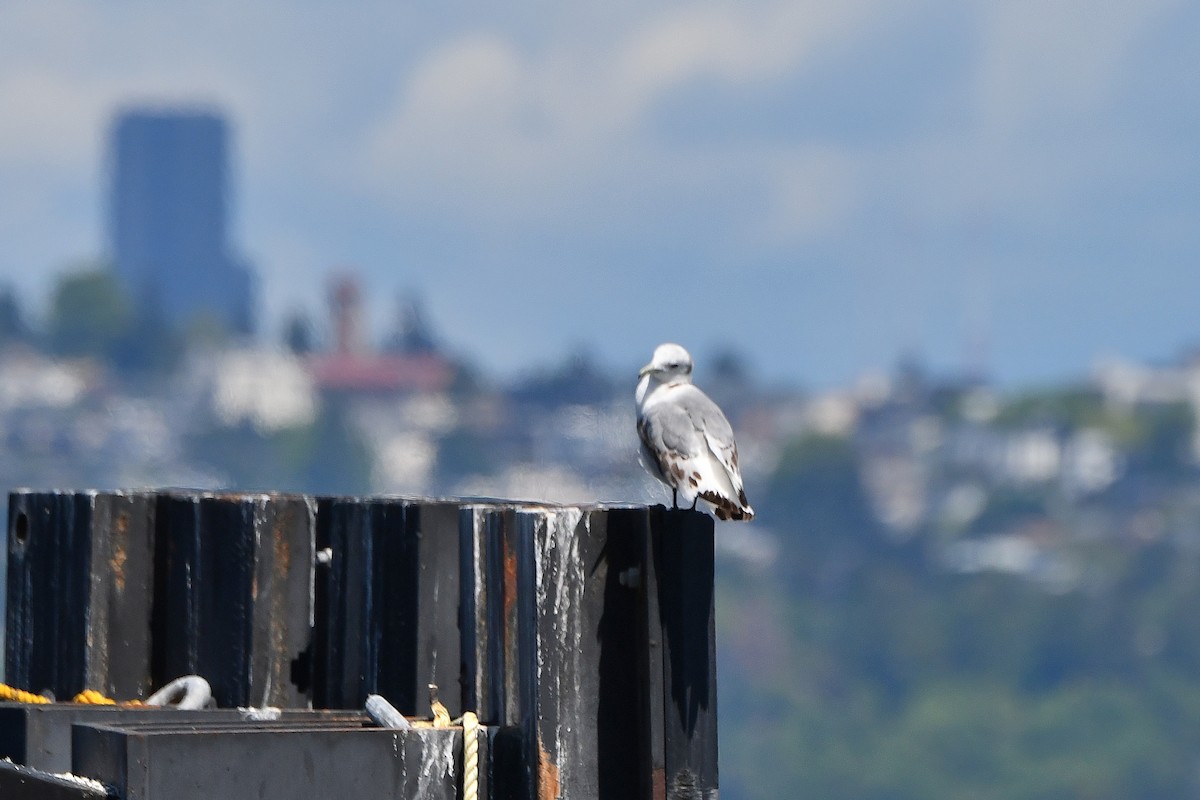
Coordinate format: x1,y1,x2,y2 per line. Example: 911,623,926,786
2,490,718,800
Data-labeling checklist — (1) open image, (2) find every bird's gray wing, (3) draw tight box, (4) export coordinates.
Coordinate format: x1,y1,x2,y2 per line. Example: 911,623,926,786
638,399,706,488
676,383,748,522
674,385,746,494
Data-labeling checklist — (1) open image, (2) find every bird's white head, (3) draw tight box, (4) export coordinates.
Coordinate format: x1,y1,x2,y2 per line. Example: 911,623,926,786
639,343,694,386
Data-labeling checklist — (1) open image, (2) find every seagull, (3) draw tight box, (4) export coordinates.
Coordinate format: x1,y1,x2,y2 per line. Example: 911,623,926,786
636,343,754,520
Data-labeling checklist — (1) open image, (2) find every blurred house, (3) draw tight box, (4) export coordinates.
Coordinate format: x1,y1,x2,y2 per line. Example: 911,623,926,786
211,349,318,432
1094,353,1200,461
307,276,454,396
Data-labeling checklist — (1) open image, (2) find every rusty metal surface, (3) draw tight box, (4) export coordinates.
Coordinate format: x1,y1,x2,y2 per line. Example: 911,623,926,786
4,492,720,799
5,490,156,703
514,507,664,800
248,494,315,709
90,493,156,701
6,491,96,700
0,704,368,773
153,492,315,709
500,506,524,732
72,722,482,800
460,504,507,725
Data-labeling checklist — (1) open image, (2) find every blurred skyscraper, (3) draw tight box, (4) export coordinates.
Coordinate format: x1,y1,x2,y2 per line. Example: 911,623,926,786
108,109,255,334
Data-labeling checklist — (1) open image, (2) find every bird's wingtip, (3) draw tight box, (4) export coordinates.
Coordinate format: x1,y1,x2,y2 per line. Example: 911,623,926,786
701,491,755,522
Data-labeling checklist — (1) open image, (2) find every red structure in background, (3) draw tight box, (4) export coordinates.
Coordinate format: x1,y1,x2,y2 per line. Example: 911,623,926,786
308,353,453,394
330,274,364,356
308,273,454,394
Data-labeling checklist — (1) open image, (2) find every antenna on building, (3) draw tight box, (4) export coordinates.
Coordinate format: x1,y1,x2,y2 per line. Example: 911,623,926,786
963,204,993,384
385,291,436,355
329,273,363,355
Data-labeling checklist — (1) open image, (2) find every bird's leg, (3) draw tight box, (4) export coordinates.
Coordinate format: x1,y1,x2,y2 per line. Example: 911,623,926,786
690,496,698,511
672,487,678,509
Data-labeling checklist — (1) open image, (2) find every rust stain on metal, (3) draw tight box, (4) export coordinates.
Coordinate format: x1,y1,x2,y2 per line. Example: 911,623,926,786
273,515,291,575
652,767,666,800
109,510,129,592
503,534,518,622
263,507,295,704
537,739,561,800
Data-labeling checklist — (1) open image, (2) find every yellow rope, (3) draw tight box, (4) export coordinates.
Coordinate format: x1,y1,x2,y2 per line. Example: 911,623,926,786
73,689,115,705
462,711,479,800
426,683,479,800
0,683,144,706
0,683,51,704
429,683,452,728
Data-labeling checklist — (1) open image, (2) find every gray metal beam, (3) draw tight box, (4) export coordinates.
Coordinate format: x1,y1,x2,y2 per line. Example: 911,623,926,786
0,759,110,800
72,723,484,800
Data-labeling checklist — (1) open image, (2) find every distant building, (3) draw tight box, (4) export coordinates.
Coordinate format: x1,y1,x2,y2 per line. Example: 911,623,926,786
308,274,454,395
108,108,255,334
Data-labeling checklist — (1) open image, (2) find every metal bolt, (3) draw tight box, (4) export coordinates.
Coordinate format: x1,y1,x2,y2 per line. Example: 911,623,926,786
618,566,641,588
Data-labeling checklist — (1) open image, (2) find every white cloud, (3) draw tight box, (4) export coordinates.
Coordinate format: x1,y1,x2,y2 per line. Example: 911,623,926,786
613,1,879,101
974,0,1185,138
366,34,544,194
360,1,899,241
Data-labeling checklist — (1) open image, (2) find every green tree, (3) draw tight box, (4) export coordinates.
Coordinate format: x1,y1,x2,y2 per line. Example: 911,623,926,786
283,310,315,355
763,433,896,594
0,285,29,344
46,269,134,359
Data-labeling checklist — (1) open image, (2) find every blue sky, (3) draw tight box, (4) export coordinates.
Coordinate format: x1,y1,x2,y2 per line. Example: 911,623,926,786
0,0,1197,387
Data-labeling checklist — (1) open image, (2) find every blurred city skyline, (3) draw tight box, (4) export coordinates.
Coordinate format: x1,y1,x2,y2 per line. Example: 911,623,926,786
1,1,1197,388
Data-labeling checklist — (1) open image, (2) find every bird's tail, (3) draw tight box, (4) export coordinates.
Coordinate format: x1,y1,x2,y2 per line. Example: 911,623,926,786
701,489,755,521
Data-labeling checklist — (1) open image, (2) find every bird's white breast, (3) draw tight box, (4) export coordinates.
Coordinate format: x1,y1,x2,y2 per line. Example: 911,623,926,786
635,374,653,409
637,377,687,414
